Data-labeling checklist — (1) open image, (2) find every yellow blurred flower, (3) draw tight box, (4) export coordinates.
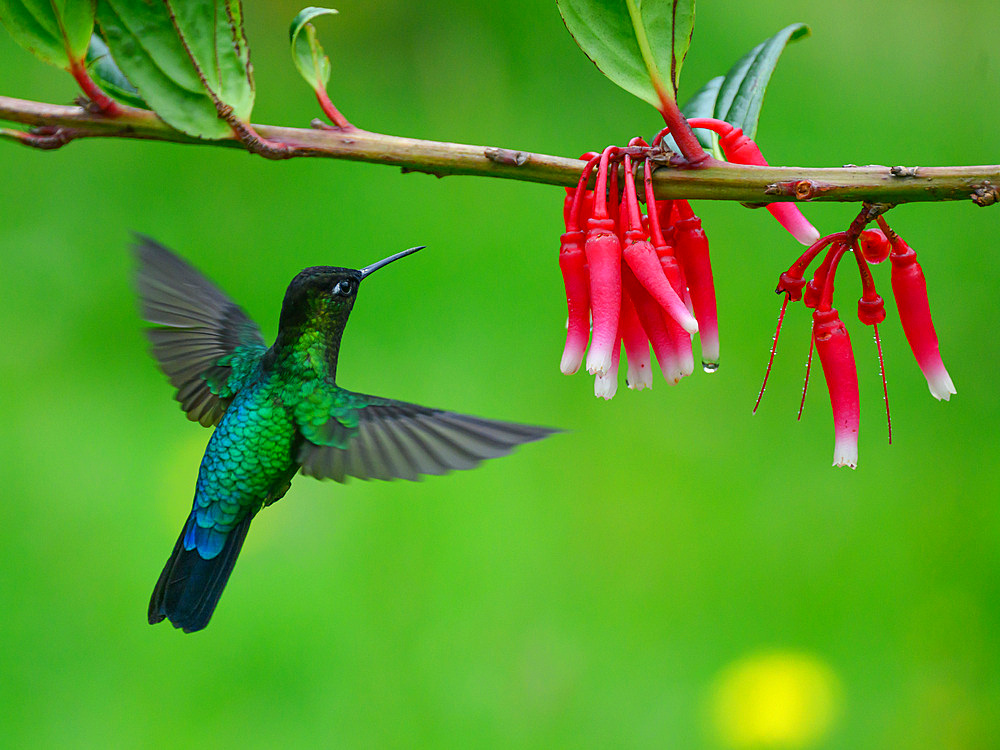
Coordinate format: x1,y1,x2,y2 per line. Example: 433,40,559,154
708,650,842,749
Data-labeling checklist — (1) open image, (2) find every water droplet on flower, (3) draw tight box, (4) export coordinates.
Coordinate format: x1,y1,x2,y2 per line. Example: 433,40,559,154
702,360,720,373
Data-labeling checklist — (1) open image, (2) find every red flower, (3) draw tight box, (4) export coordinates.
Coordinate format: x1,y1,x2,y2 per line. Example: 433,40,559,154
812,308,860,468
886,230,956,401
759,213,955,467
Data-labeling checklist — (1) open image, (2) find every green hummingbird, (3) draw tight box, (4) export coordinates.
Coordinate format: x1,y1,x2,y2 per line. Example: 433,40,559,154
135,236,556,633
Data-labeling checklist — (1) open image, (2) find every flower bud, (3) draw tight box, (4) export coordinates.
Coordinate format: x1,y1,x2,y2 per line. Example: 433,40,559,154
859,229,889,264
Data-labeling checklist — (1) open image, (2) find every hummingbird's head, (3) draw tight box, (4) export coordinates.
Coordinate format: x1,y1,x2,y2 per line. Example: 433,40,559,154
277,246,424,332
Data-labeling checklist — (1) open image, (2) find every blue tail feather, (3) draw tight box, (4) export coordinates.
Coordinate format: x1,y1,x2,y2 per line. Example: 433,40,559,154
148,513,253,633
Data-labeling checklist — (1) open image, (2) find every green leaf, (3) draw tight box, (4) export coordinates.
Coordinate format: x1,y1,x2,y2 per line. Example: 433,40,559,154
96,0,255,140
290,6,337,93
0,0,95,68
86,34,146,108
682,23,809,150
557,0,696,109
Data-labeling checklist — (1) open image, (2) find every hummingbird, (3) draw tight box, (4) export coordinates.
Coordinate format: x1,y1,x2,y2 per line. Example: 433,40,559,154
134,235,556,633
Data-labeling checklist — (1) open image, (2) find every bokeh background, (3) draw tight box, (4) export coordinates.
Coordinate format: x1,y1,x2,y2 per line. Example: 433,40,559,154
2,1,999,747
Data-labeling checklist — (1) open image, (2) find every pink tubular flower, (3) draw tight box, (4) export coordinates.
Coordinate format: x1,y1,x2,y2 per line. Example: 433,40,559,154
619,285,652,390
623,266,684,384
621,156,698,335
558,156,600,375
558,228,590,375
584,148,622,377
887,233,956,401
813,308,860,468
686,118,820,246
672,200,720,369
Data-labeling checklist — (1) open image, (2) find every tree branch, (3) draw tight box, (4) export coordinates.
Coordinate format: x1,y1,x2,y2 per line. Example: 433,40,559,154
2,95,998,206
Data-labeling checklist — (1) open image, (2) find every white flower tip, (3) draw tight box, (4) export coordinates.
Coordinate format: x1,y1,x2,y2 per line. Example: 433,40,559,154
795,225,822,246
769,203,820,246
678,352,695,378
594,373,618,400
586,350,612,377
926,369,957,401
626,365,652,391
832,436,858,469
680,313,699,336
560,348,584,375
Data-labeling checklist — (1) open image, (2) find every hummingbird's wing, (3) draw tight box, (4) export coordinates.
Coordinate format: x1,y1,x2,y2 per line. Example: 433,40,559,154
133,235,268,427
297,391,557,482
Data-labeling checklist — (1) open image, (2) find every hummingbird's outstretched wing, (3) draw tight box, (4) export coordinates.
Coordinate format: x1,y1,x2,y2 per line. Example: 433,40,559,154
297,391,558,482
134,235,268,427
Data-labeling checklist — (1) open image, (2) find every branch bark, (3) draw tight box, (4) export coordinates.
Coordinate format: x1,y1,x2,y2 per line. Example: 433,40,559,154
2,95,998,206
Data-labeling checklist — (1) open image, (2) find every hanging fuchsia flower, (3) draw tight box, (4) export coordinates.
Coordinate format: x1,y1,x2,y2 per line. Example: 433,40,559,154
672,199,720,369
757,210,955,467
687,118,821,246
619,287,653,390
623,265,684,384
812,308,860,468
556,139,723,396
883,225,957,401
558,155,600,375
551,118,954,466
584,147,623,377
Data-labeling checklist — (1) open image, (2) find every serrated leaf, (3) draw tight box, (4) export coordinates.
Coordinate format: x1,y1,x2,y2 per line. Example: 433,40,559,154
290,7,337,92
557,0,696,109
0,0,95,68
96,0,255,140
85,34,146,108
682,23,809,150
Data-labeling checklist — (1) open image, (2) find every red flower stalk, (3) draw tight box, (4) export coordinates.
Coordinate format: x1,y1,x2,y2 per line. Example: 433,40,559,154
813,308,860,468
778,233,840,301
584,146,623,377
803,240,847,310
672,200,720,369
850,240,886,326
850,241,892,442
882,223,956,401
755,234,840,412
685,118,820,246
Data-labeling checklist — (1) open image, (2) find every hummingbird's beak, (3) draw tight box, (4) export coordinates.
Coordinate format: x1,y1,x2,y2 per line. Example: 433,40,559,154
359,246,425,279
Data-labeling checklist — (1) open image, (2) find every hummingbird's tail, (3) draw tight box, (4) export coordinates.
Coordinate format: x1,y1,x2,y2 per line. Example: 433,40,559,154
148,514,253,633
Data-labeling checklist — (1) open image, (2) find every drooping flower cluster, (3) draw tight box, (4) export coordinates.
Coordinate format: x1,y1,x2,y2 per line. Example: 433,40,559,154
559,144,703,399
558,129,819,400
758,212,956,468
556,121,955,469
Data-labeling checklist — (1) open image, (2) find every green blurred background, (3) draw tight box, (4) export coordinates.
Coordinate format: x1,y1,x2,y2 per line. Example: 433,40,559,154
2,1,999,747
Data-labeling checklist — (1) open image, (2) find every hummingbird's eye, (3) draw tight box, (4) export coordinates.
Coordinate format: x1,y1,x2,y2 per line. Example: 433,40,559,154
335,280,355,296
